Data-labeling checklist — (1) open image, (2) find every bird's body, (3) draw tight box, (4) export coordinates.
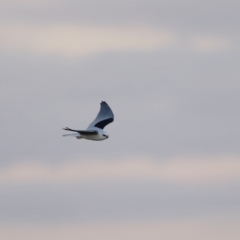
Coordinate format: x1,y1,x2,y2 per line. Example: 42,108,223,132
63,101,114,141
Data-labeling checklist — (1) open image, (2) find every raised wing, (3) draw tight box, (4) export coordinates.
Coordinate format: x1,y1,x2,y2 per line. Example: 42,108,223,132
63,127,98,135
87,101,114,130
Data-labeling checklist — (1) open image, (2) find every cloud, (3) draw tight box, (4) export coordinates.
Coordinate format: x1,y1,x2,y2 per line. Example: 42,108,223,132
0,24,176,57
1,156,239,184
1,217,239,240
190,35,233,53
0,23,235,57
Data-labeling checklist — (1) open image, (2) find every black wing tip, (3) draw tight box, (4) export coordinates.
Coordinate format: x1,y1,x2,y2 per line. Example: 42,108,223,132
101,101,111,107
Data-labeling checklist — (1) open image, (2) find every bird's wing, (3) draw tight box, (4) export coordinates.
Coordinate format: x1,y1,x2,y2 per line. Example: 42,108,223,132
78,130,98,135
63,133,80,137
87,101,114,130
63,127,98,135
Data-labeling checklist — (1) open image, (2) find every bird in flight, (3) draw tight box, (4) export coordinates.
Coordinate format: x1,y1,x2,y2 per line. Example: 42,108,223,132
63,101,114,141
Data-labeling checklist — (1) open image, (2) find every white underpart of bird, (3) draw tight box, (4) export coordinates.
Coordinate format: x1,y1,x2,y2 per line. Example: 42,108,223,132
63,101,114,141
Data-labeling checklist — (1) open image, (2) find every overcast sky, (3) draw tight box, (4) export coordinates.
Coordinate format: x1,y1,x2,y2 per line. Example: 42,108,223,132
0,0,240,239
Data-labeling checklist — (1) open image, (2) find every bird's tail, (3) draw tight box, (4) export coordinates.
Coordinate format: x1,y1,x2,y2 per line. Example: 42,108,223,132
63,127,79,132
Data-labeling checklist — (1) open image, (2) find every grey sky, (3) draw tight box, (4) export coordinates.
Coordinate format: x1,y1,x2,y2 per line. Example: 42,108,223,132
1,1,240,33
1,50,240,163
0,0,240,239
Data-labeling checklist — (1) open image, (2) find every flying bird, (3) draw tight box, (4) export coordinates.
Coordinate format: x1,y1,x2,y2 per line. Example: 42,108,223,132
63,101,114,141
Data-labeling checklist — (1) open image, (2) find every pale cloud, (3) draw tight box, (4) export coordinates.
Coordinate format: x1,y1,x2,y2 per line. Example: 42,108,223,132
0,23,235,56
1,217,239,240
190,35,233,53
0,24,176,57
1,156,239,184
